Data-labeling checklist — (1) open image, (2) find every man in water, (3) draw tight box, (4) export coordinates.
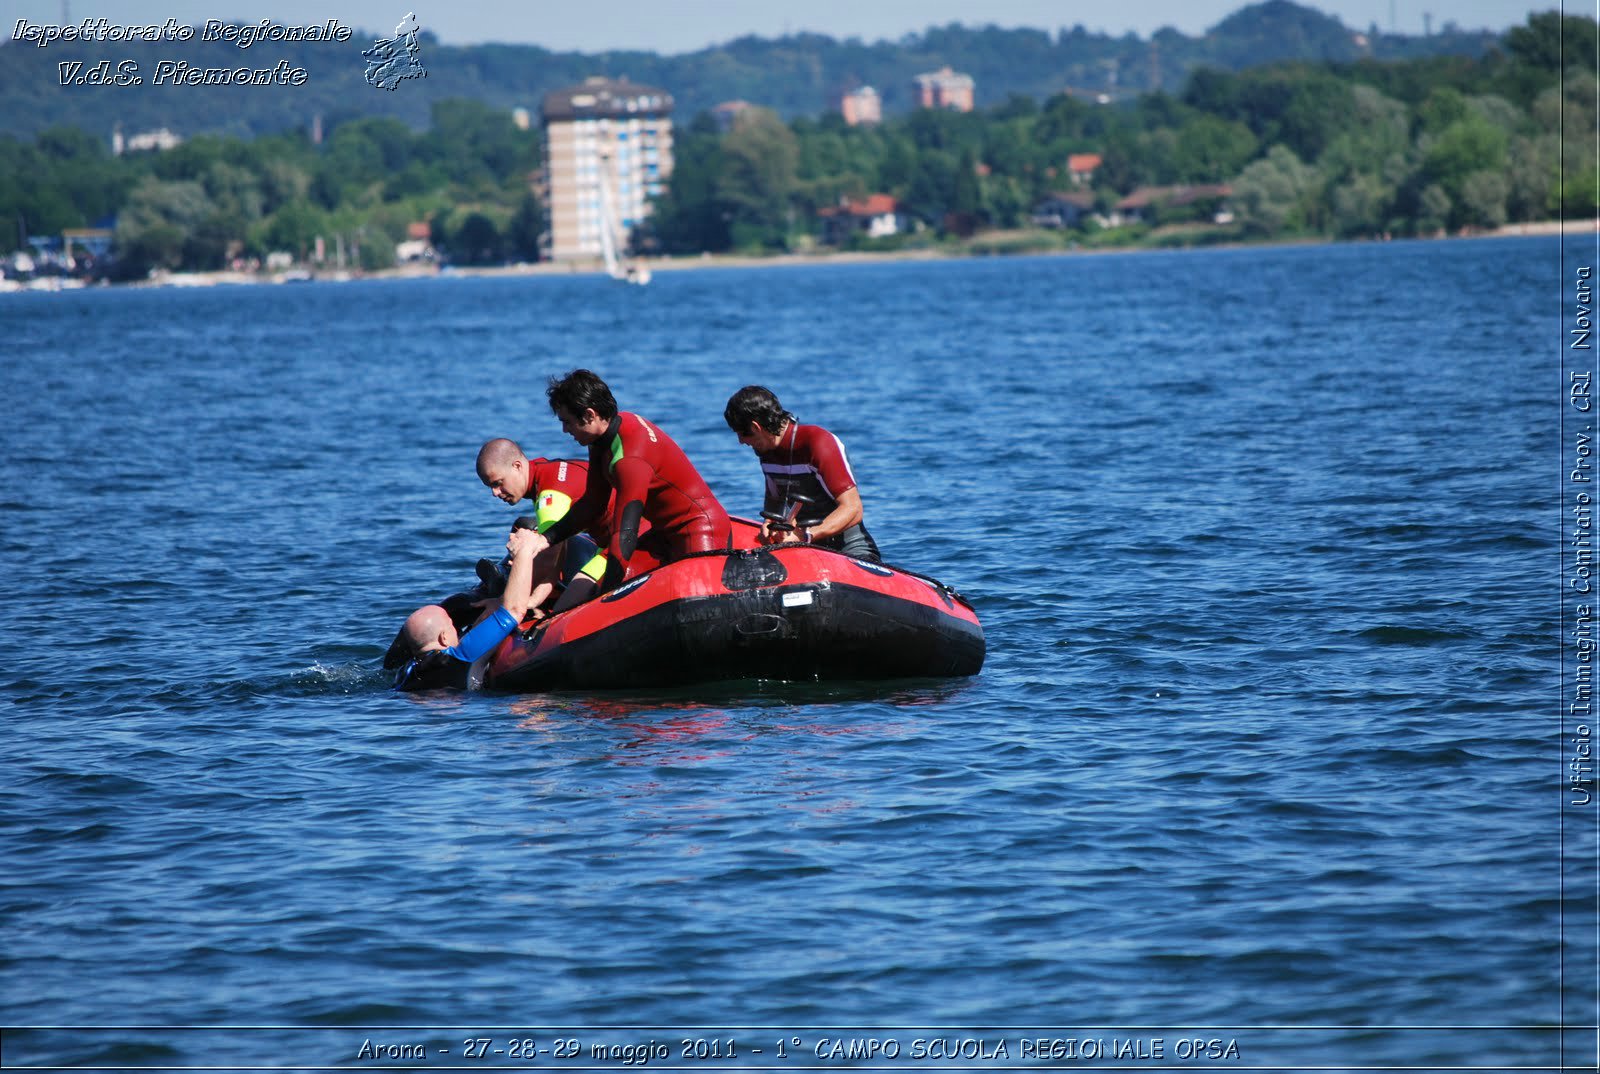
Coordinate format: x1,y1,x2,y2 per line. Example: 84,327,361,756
723,385,881,562
475,437,610,613
391,527,540,690
526,369,731,588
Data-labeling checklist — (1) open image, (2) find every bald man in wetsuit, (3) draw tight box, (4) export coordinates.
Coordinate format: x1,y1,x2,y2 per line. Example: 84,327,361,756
525,369,731,589
475,437,610,612
391,526,540,690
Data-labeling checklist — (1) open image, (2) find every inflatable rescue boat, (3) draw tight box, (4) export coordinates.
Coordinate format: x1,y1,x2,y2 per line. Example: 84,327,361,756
480,518,984,691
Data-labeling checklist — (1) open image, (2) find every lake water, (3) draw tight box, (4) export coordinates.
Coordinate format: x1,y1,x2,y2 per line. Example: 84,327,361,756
2,237,1592,1070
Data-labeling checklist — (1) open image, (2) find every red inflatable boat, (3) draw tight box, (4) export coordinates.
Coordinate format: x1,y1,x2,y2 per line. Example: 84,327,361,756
480,518,984,691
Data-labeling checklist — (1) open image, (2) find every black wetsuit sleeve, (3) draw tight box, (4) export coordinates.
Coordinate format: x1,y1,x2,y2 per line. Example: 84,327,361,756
606,456,652,571
616,498,645,560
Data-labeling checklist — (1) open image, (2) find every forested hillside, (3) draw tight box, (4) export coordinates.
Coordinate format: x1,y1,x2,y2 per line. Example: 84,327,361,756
0,1,1502,139
0,9,1589,275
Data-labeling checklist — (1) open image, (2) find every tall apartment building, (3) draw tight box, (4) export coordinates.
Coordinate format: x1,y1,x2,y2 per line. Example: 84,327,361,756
839,86,882,126
913,66,975,112
541,77,674,262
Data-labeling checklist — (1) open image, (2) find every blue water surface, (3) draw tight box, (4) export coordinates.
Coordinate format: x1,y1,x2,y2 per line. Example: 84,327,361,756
0,237,1583,1069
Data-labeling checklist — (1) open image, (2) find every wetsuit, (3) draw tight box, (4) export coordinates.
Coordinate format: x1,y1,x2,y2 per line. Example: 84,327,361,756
756,422,881,562
394,607,518,691
541,412,731,588
524,457,615,548
494,457,609,601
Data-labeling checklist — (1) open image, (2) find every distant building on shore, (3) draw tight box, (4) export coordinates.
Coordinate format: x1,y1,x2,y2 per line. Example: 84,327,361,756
839,86,882,126
1030,191,1097,229
1067,153,1102,186
1112,184,1234,226
541,76,674,262
112,125,183,155
712,100,754,132
913,66,974,112
817,194,907,244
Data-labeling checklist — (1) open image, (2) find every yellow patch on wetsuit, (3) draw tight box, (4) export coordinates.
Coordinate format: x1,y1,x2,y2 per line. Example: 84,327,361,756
535,490,574,533
578,551,607,582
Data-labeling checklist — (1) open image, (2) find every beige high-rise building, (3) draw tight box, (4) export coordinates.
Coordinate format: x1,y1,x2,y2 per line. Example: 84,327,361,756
913,66,975,112
541,77,674,262
839,86,882,126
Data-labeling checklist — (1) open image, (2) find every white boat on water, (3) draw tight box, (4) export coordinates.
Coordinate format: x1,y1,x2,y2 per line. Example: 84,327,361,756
597,151,650,286
24,276,86,291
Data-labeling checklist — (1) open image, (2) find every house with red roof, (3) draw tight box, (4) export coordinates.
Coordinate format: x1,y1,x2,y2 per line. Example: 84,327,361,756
1113,184,1234,226
1067,153,1102,186
817,194,908,244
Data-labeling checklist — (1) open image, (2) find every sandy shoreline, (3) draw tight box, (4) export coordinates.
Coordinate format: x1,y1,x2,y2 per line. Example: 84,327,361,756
8,217,1592,292
425,217,1599,281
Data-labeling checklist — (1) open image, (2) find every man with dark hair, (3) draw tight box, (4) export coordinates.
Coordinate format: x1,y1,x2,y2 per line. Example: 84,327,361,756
474,437,609,613
724,384,881,562
529,369,731,588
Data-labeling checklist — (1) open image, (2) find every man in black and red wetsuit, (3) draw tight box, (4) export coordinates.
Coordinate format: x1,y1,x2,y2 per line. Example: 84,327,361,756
476,438,620,547
723,384,881,562
475,437,613,612
527,369,731,589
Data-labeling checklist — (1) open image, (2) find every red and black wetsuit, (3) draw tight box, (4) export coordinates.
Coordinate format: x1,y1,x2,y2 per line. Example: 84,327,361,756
525,457,616,547
756,422,881,561
541,413,731,586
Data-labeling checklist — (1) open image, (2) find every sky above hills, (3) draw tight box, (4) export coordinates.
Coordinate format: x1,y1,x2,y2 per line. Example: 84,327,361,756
5,0,1550,52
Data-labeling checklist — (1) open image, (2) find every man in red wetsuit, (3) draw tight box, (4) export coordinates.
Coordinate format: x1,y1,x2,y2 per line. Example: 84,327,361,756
723,385,881,562
475,438,611,613
528,369,731,589
476,438,618,546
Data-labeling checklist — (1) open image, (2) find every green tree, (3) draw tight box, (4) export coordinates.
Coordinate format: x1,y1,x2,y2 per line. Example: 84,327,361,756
1561,163,1600,216
1456,170,1508,228
1505,133,1558,220
1417,183,1452,232
1173,116,1258,182
1422,114,1509,203
951,148,982,215
506,192,544,262
983,173,1030,228
113,177,215,275
448,212,504,265
420,99,539,187
1033,92,1094,146
313,125,384,209
1231,145,1317,235
716,107,799,249
258,159,311,215
1504,11,1599,73
980,120,1032,184
650,116,729,253
1094,131,1146,194
256,199,325,259
35,126,105,162
203,161,264,222
878,135,917,192
902,150,955,226
1277,74,1358,161
1417,87,1470,133
1335,174,1397,236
